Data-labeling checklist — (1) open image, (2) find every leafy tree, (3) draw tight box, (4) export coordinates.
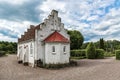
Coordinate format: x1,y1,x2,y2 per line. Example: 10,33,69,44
81,42,89,49
86,42,96,59
99,38,105,50
67,30,84,50
0,41,17,54
6,44,14,51
0,44,6,51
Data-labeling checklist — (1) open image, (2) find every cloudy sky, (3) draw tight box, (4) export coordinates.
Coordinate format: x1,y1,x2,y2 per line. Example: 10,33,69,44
0,0,120,42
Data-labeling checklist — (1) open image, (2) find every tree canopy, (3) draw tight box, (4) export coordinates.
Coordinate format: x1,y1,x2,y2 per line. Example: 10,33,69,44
99,38,105,50
0,41,17,54
67,30,84,50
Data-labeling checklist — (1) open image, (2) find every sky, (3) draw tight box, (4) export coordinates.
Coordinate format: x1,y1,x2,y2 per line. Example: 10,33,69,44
0,0,120,42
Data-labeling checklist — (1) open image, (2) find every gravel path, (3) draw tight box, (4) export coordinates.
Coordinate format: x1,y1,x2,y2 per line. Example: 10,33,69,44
0,54,120,80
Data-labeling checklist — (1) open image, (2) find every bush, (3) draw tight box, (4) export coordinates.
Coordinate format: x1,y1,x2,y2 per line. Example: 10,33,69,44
115,50,120,60
0,51,6,57
44,63,70,69
96,49,104,59
70,49,86,59
86,42,96,59
37,59,43,67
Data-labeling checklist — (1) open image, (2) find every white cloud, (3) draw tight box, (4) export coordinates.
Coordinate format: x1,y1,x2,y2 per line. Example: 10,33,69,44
87,15,99,21
0,19,36,42
37,0,66,20
0,0,29,5
0,33,16,42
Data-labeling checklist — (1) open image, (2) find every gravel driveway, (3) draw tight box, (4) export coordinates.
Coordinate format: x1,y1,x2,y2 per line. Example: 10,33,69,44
0,54,120,80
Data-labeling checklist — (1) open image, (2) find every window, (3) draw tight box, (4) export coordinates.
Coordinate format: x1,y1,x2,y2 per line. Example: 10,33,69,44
63,46,66,53
30,43,33,56
52,46,55,52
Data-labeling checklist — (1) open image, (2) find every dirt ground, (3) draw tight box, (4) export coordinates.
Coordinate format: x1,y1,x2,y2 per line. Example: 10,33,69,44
0,54,120,80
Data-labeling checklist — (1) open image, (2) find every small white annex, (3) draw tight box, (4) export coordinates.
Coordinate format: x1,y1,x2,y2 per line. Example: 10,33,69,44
17,10,70,67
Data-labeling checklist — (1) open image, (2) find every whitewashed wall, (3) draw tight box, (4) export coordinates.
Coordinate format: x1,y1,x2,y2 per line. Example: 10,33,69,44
44,43,70,64
17,40,35,66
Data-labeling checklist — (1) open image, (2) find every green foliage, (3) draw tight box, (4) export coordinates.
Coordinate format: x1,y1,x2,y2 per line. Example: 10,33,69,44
82,40,120,52
70,49,86,59
96,49,104,59
99,38,105,50
67,30,84,50
0,41,17,54
115,50,120,60
104,52,115,57
86,42,96,59
0,51,6,57
81,42,89,49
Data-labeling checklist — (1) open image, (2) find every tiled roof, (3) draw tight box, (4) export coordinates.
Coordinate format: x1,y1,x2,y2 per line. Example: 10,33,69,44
44,31,69,43
18,24,40,43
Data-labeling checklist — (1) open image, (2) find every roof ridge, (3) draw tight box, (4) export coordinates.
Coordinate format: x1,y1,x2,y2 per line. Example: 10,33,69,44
44,31,69,43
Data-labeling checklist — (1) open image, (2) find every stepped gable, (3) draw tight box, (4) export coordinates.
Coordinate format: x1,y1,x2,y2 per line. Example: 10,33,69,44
18,10,61,43
18,24,40,43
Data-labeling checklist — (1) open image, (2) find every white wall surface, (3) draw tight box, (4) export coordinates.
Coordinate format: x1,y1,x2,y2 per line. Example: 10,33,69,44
17,40,35,66
45,42,70,64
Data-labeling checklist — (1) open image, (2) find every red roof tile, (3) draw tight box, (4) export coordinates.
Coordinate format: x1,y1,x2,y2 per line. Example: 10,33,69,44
44,31,69,43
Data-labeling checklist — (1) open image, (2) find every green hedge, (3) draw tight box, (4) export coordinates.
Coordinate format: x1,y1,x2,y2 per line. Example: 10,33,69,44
104,52,115,57
70,49,86,58
115,50,120,60
96,49,104,59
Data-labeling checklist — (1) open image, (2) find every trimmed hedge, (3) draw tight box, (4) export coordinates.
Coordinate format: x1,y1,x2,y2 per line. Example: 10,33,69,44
70,49,86,58
71,49,105,59
96,49,104,59
116,50,120,60
104,52,115,57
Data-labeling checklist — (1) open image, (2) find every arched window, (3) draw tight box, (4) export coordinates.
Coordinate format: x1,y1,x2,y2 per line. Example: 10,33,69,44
63,46,66,53
52,46,55,52
30,43,33,55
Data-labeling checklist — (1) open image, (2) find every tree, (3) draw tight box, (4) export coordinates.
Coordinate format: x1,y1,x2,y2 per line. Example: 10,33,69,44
67,30,84,50
86,42,96,59
99,38,105,50
0,41,17,54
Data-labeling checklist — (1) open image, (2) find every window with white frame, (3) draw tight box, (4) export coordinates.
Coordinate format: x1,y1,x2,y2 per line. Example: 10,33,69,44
63,46,66,53
30,43,33,56
52,46,55,53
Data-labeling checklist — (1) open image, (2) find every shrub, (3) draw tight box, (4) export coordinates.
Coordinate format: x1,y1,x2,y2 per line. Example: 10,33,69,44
116,50,120,60
0,51,5,57
96,49,104,59
70,49,86,58
37,59,43,67
44,63,70,69
86,42,96,59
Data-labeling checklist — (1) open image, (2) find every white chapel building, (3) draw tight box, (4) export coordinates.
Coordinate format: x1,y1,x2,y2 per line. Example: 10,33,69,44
17,10,70,67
